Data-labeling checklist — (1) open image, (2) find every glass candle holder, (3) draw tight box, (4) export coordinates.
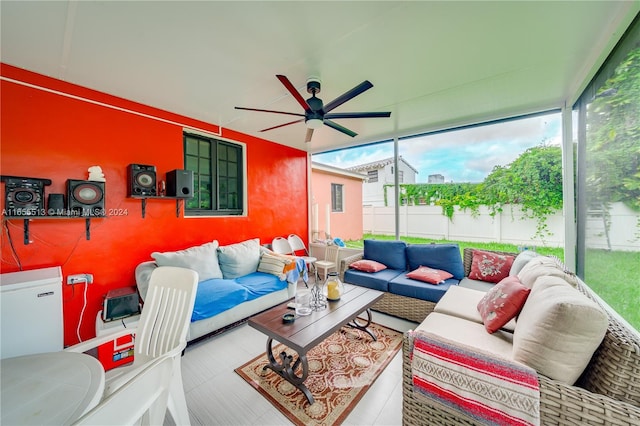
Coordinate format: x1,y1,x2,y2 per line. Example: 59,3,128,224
323,272,344,301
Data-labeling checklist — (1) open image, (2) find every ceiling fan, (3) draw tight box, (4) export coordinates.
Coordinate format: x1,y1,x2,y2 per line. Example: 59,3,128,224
235,75,391,142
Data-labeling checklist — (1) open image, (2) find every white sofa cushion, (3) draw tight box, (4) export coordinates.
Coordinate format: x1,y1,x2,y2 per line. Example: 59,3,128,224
217,238,261,279
509,250,538,276
458,277,495,292
416,312,514,360
517,255,578,288
151,240,222,280
434,286,516,332
512,275,608,385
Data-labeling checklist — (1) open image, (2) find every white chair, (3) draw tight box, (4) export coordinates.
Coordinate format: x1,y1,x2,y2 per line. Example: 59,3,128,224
73,353,174,425
288,234,317,278
271,236,293,255
314,244,340,282
66,266,198,426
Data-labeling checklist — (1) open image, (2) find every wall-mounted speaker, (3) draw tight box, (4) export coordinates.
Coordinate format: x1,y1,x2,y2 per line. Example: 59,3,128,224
1,176,50,216
166,169,194,198
67,179,106,217
127,164,156,197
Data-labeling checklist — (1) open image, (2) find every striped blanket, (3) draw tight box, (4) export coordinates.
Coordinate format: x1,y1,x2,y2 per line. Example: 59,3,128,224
410,331,540,426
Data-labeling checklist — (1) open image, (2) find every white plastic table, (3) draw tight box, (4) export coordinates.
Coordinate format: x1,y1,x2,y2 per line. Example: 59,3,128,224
1,352,105,425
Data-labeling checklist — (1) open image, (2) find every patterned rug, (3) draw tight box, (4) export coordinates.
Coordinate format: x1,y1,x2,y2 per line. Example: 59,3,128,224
235,322,403,426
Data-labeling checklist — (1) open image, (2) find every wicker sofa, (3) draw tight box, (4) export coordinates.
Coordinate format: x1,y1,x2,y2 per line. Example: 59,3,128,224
402,275,640,425
400,254,640,425
342,244,640,424
340,244,517,323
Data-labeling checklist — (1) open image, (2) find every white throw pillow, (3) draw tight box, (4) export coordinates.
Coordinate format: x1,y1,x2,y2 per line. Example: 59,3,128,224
512,275,608,385
217,238,261,279
517,255,578,288
152,240,222,281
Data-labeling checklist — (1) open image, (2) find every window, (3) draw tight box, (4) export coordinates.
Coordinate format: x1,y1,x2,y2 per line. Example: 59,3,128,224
331,183,343,212
183,132,244,216
574,16,639,330
398,170,404,183
367,170,378,182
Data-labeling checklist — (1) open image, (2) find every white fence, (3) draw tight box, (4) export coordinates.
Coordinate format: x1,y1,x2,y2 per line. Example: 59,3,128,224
363,203,640,251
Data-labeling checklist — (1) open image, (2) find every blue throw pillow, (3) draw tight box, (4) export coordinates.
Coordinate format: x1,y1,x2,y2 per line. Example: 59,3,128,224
406,243,464,280
363,239,407,271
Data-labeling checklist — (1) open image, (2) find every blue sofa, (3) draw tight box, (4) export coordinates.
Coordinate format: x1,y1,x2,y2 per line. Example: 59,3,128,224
343,240,465,322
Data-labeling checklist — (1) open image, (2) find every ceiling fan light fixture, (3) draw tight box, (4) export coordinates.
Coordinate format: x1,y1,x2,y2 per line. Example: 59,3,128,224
306,118,323,129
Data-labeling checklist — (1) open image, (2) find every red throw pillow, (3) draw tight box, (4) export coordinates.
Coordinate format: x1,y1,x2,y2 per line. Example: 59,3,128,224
406,266,453,285
477,276,531,333
468,250,515,283
349,259,387,273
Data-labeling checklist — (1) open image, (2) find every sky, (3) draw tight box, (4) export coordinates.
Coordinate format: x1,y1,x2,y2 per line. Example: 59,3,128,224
313,112,562,183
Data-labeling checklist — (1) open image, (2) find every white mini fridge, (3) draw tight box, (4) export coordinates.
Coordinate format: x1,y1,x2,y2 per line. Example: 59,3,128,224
0,266,64,359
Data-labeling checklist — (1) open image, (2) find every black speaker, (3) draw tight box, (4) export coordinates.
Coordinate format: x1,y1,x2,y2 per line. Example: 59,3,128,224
127,164,156,197
166,169,194,198
2,177,48,216
47,193,65,216
67,179,106,217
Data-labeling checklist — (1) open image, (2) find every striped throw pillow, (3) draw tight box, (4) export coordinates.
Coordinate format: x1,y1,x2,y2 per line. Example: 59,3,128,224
257,252,292,279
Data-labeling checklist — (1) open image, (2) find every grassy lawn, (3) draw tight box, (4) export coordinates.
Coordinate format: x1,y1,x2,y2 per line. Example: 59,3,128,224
584,249,640,331
344,234,639,331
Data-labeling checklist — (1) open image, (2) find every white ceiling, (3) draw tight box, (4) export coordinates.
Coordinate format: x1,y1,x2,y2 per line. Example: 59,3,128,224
1,1,638,153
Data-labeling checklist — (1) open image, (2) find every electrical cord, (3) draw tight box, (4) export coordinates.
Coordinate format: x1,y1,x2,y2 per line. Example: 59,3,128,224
76,279,89,342
2,220,23,270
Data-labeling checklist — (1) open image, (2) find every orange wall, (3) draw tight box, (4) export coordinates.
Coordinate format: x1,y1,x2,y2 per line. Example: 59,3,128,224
0,64,309,346
311,170,363,241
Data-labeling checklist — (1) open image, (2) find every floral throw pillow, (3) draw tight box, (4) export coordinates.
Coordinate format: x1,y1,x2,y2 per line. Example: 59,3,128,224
477,275,531,333
349,259,387,273
469,250,515,283
406,266,453,285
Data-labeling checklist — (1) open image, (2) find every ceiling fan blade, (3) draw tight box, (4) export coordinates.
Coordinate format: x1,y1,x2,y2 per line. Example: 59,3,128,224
323,80,374,113
305,128,314,143
276,75,312,111
235,106,305,118
324,111,391,119
324,119,357,138
259,118,304,132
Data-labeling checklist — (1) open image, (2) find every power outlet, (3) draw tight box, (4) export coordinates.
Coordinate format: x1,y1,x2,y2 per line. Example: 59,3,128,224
67,274,94,285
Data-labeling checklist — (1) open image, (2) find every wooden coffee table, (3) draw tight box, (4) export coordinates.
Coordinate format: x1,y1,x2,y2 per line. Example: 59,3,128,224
248,284,384,405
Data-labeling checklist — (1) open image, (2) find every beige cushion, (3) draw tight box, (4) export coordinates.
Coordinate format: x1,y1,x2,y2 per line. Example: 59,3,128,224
517,255,578,288
416,312,514,360
512,275,608,385
152,240,222,280
434,286,516,332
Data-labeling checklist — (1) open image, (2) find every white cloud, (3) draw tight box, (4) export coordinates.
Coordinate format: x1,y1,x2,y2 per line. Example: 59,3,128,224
314,112,562,183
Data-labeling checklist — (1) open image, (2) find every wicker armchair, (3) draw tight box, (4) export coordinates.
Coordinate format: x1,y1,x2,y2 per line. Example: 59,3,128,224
402,276,640,426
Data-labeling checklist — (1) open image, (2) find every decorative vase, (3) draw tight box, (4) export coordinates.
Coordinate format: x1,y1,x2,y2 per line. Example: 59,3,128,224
323,272,344,301
309,281,327,311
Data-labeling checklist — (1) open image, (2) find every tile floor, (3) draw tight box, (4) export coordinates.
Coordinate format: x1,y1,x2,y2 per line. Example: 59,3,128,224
174,283,417,425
